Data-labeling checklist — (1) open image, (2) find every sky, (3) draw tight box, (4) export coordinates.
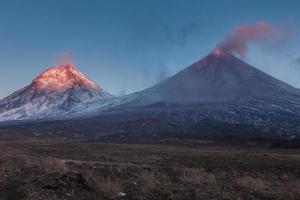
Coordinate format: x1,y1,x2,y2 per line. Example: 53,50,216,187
0,0,300,98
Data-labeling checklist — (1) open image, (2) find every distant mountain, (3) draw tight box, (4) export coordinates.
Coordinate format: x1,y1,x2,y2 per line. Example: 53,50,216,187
0,64,111,121
1,50,300,139
125,49,299,105
59,49,300,139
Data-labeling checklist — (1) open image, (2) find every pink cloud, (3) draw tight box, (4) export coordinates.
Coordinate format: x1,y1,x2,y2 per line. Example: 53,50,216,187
216,21,282,56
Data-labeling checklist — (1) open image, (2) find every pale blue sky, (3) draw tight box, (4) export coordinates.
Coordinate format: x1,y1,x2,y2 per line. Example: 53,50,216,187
0,0,299,97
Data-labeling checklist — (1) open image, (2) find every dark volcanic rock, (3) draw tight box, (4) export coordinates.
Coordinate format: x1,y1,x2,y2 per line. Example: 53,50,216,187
21,172,93,200
36,172,89,190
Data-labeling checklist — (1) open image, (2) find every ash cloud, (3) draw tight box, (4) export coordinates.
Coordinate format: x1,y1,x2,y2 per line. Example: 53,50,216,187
166,23,201,46
294,57,300,68
290,57,300,87
290,56,300,69
155,63,169,83
216,21,285,56
56,50,75,67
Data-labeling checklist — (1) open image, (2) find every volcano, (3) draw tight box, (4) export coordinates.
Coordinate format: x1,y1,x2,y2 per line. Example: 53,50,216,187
0,64,111,121
1,51,300,138
66,50,300,138
127,49,299,105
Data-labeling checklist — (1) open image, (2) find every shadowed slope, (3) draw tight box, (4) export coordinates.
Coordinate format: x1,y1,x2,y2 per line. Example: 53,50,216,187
134,50,299,105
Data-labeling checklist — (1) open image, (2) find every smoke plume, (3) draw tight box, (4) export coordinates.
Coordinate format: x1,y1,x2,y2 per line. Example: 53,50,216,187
56,50,75,67
216,21,279,56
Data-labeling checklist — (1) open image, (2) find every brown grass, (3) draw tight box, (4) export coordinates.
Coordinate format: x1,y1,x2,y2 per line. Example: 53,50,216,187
1,137,300,200
180,167,217,185
236,176,269,193
98,177,122,199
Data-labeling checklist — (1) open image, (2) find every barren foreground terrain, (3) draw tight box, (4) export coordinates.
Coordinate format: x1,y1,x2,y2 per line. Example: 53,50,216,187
0,136,300,200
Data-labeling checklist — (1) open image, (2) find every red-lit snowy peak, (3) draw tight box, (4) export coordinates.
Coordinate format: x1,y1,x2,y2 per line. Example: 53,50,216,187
0,64,111,121
32,64,100,92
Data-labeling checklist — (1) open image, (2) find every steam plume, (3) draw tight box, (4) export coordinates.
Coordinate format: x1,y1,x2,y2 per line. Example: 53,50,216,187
56,51,75,67
215,21,278,56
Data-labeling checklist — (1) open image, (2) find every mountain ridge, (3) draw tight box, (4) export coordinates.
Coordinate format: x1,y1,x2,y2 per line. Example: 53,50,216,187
1,52,300,139
0,64,111,121
55,51,300,139
118,50,300,107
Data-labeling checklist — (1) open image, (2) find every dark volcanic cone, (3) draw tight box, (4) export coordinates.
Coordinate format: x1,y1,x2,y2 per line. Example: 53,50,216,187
134,49,299,105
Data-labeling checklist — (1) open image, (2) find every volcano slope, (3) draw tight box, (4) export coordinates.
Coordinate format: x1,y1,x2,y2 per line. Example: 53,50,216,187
1,51,300,139
42,50,300,139
0,64,111,121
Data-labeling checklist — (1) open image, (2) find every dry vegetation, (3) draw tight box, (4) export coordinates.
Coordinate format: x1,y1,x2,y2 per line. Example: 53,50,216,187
0,136,300,200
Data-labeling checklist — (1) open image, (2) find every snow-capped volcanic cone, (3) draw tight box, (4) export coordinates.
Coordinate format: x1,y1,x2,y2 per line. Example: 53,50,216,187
131,48,299,105
0,64,111,121
73,49,299,138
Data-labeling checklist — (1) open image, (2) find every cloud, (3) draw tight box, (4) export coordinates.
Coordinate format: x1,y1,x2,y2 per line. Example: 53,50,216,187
166,23,201,46
291,56,300,69
295,57,300,66
215,21,286,57
155,63,169,83
290,57,300,87
56,50,75,67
